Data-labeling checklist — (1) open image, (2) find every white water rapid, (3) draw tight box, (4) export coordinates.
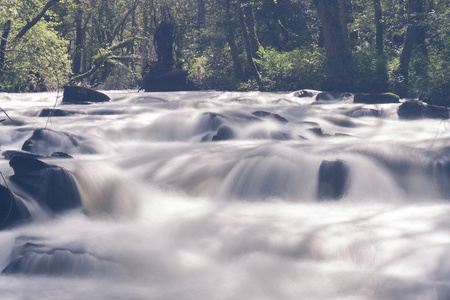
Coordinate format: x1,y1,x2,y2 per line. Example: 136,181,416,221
0,90,450,299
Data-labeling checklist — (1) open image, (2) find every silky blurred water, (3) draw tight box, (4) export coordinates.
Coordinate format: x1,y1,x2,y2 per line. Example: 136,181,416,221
0,90,450,299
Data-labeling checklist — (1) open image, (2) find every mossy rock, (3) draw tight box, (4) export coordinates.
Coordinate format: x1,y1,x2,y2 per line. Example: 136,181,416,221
354,92,400,104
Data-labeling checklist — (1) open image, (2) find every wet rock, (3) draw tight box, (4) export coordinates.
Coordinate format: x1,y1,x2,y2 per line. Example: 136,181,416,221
316,92,351,102
62,86,110,104
0,185,32,229
212,126,234,141
21,128,80,156
39,108,77,117
398,101,449,120
318,160,350,200
353,93,400,104
294,90,314,98
9,156,81,213
252,111,288,123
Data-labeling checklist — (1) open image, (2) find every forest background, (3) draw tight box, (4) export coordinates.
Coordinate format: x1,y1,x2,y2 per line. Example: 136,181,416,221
0,0,449,106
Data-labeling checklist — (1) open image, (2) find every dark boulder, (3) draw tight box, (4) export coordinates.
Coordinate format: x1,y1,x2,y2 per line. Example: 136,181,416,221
316,92,351,102
62,86,110,104
318,160,350,200
0,185,32,229
143,68,194,92
212,126,234,141
397,101,426,119
39,108,77,117
21,128,80,156
9,156,81,213
252,111,288,123
398,101,449,120
353,93,400,104
424,104,449,119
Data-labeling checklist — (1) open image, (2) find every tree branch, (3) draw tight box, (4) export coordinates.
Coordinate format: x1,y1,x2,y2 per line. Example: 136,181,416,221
15,0,60,40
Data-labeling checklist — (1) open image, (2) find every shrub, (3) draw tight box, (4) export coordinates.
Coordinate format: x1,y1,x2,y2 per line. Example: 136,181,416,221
255,47,326,91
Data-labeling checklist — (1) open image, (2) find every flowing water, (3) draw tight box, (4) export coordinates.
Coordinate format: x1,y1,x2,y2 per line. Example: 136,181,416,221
0,90,450,299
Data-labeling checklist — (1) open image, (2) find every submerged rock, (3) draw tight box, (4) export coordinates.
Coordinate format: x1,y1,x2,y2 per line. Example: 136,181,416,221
252,111,288,123
353,93,400,104
200,113,225,132
0,185,32,229
433,159,450,198
212,126,234,141
62,86,110,104
318,160,350,200
346,108,384,118
2,237,118,275
9,156,81,213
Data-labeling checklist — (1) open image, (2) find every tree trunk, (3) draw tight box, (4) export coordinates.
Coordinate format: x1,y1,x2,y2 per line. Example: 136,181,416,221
15,0,60,40
398,0,419,93
338,0,348,41
243,3,261,57
225,0,244,80
198,0,206,30
314,0,352,90
238,2,261,85
0,20,11,72
72,0,84,75
373,0,383,53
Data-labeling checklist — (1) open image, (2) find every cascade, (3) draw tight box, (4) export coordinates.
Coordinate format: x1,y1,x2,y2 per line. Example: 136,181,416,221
0,90,449,299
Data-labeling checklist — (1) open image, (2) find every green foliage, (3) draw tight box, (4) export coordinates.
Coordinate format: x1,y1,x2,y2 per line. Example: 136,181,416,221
255,46,326,91
0,0,70,92
349,50,391,93
185,45,241,90
0,0,448,98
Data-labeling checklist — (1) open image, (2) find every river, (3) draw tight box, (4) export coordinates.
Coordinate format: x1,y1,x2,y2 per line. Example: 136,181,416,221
0,90,449,299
